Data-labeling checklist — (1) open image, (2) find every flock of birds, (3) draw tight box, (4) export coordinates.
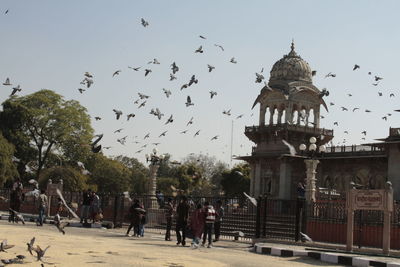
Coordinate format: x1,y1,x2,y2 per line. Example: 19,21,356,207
0,237,49,265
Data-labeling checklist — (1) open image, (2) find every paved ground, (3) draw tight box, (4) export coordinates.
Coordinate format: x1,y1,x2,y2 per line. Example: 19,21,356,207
0,220,340,267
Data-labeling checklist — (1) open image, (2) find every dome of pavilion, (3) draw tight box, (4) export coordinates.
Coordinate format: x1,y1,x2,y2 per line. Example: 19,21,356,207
269,42,313,84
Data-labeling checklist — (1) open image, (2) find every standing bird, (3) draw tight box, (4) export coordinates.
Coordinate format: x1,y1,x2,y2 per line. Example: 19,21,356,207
141,18,149,27
353,64,360,71
112,109,122,120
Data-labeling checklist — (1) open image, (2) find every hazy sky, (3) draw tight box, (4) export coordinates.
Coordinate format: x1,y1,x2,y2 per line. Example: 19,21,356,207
1,1,399,165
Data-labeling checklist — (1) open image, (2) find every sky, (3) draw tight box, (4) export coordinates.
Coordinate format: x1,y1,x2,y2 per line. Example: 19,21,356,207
0,1,400,166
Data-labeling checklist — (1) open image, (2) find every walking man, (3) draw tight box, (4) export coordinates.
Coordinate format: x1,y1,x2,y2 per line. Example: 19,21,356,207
214,199,224,242
175,196,190,246
164,197,174,241
202,201,216,248
37,189,48,226
80,189,91,224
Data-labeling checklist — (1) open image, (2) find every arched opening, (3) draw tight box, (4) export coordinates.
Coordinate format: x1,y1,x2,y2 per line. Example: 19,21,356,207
308,109,315,127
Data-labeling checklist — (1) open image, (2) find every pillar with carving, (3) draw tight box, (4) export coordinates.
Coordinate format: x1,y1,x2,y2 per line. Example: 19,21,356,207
304,159,319,202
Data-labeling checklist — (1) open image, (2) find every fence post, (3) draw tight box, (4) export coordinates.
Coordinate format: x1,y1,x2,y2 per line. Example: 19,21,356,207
255,196,262,238
295,197,305,241
113,194,119,228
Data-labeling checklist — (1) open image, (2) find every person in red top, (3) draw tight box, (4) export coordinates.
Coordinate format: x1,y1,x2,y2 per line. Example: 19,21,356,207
190,203,205,248
202,201,216,248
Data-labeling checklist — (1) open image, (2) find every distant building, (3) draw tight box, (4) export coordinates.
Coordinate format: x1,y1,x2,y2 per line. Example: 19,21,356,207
240,42,400,200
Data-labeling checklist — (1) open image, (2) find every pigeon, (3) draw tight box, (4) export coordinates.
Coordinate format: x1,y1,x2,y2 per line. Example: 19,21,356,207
222,109,231,116
112,70,121,77
82,77,93,88
188,75,198,86
141,18,149,27
382,116,387,121
170,73,177,81
243,192,257,206
194,130,200,137
3,78,11,86
128,66,141,71
138,93,150,99
365,109,371,113
144,69,152,76
77,161,85,169
352,108,359,112
32,245,50,261
347,94,352,97
255,73,265,83
0,239,14,252
390,93,395,97
10,85,22,96
148,58,160,64
165,114,173,124
28,179,39,189
135,149,143,153
78,88,86,94
211,135,219,141
180,130,188,134
186,117,194,126
325,72,336,78
185,96,194,107
127,113,135,121
84,72,93,78
152,142,160,146
94,116,101,121
209,91,217,99
5,9,9,14
159,131,168,137
300,232,312,242
171,62,179,74
91,134,103,153
311,70,317,76
117,136,127,145
180,84,188,90
341,107,348,111
112,109,122,120
329,102,335,106
214,44,224,51
353,64,360,71
282,139,296,156
8,208,25,224
195,46,203,53
375,76,383,81
333,122,338,126
154,108,164,120
207,64,215,72
114,128,123,133
199,35,206,39
372,82,379,86
138,101,147,108
162,88,172,98
27,238,35,256
230,57,237,64
144,133,150,139
378,92,383,96
236,114,244,119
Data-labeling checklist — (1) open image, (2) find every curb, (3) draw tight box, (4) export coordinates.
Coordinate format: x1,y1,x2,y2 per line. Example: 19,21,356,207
254,244,400,267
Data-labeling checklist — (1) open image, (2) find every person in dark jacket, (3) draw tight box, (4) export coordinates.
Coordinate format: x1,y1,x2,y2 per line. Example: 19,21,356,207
213,199,224,242
175,196,190,246
164,197,174,241
126,199,145,237
80,189,91,224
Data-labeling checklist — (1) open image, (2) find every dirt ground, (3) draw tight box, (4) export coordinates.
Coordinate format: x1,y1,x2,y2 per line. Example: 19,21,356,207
0,220,340,267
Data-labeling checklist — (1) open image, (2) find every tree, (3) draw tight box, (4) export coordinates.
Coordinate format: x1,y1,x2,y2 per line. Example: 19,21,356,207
0,90,94,179
39,166,89,191
114,155,149,194
220,163,251,197
0,131,18,187
87,154,130,193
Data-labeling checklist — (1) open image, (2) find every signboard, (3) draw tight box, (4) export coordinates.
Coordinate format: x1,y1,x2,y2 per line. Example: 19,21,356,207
353,190,384,210
47,183,63,196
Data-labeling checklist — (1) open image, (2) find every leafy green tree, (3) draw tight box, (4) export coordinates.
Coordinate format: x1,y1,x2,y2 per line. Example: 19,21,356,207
39,166,88,191
87,154,130,193
0,90,93,179
0,132,18,187
220,163,251,197
114,155,149,194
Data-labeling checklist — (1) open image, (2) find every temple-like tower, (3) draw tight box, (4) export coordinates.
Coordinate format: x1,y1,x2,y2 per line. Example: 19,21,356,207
243,42,334,199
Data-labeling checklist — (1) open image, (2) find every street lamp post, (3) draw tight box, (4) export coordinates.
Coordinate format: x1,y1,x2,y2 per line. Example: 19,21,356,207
299,137,326,202
145,148,165,208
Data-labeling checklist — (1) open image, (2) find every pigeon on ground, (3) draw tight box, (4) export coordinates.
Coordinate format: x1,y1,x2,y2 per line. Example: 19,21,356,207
27,237,35,255
0,239,14,252
8,208,25,224
32,245,50,261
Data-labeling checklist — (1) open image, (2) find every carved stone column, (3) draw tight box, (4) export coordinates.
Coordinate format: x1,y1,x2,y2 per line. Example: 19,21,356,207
269,108,275,125
304,159,319,202
277,108,283,124
148,164,160,208
260,105,266,125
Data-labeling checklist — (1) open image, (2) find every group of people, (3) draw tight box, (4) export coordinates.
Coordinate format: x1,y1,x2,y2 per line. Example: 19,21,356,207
164,196,224,248
79,189,101,224
126,198,146,237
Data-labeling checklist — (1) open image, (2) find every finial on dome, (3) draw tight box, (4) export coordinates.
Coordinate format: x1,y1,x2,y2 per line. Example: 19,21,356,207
288,39,297,57
291,39,295,51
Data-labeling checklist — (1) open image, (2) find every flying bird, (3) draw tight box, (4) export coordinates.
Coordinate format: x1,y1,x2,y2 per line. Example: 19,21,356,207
311,70,317,76
188,75,198,86
0,239,15,252
27,237,35,256
236,114,244,119
300,232,313,242
138,101,147,108
144,133,150,139
117,136,127,145
222,109,231,116
207,64,215,72
112,109,122,120
325,72,336,78
165,114,173,124
162,88,172,98
375,76,383,81
230,57,237,64
159,131,168,137
353,64,360,71
186,117,194,126
209,91,217,99
352,108,359,112
193,130,200,137
148,58,160,64
144,69,152,76
8,208,25,224
170,73,177,81
211,135,219,141
341,107,348,111
255,73,265,83
390,93,395,97
112,70,121,77
365,109,371,113
128,66,141,71
243,192,257,206
214,44,224,51
114,128,123,133
127,113,135,121
3,77,11,86
333,122,338,126
78,88,86,94
138,93,150,99
378,92,383,96
180,130,188,134
91,134,103,153
185,96,194,107
10,85,22,96
282,140,296,156
141,18,149,27
199,35,206,39
195,46,203,53
32,245,50,261
180,83,188,90
171,62,179,74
